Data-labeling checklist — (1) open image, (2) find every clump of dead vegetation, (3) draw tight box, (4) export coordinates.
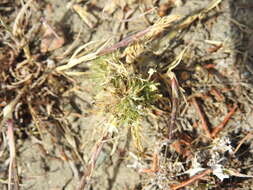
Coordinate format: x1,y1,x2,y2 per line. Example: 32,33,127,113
0,1,77,189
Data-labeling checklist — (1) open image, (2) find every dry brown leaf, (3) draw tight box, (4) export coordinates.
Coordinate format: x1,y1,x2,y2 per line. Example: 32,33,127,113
40,24,65,53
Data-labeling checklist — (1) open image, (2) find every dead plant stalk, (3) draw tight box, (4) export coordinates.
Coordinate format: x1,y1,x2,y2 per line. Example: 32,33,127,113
192,97,212,138
171,169,212,190
7,119,19,190
77,132,109,190
211,104,238,138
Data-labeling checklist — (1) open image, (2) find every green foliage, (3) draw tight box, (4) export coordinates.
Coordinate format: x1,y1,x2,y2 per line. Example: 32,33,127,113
114,76,159,126
91,53,160,128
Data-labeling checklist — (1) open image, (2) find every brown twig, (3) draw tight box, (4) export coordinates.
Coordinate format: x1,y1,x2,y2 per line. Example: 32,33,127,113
98,27,151,55
207,44,223,53
234,132,253,154
211,104,238,138
7,119,19,190
169,76,179,139
98,14,179,56
210,87,224,102
139,152,159,173
171,169,212,190
192,97,212,138
171,134,193,157
76,132,109,190
171,140,192,157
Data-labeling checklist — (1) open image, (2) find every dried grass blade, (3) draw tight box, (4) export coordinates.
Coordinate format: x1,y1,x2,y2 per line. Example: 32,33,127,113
192,97,212,138
12,0,33,36
166,46,188,72
7,119,19,190
1,87,26,133
98,15,180,56
56,40,109,71
98,27,151,55
76,132,109,190
211,104,237,138
171,168,212,190
203,0,223,14
234,132,253,154
168,73,179,139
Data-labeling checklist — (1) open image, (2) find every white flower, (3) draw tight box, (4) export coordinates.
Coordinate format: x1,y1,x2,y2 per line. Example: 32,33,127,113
137,105,143,110
212,137,233,154
106,123,118,134
149,84,158,91
185,156,205,176
185,167,205,177
212,164,229,181
148,68,156,78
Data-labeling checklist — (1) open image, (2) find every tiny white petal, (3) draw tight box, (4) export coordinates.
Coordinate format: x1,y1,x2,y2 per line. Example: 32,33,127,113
213,164,230,181
185,168,205,177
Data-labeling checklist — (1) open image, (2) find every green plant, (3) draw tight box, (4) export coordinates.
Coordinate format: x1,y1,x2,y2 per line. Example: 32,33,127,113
90,53,160,150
